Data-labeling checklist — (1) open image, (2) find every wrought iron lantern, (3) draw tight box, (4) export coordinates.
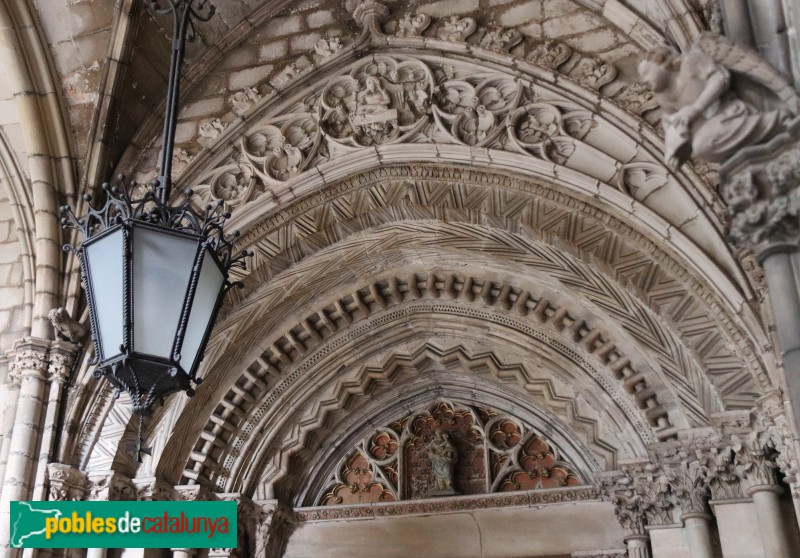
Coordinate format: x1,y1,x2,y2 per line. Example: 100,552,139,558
59,0,249,422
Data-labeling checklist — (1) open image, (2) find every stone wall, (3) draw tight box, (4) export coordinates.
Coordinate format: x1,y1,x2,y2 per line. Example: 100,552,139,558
0,188,25,370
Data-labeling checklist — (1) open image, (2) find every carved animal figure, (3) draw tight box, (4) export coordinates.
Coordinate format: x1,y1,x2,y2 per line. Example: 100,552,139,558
48,307,88,343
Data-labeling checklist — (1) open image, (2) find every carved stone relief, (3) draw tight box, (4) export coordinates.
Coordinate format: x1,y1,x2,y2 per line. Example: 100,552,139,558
315,400,581,506
638,33,798,171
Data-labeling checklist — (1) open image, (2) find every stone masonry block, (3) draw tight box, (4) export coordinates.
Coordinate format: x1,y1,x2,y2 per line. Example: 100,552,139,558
179,97,225,120
306,11,334,28
417,0,479,17
499,2,542,26
259,40,289,62
229,65,275,90
291,33,323,53
259,15,303,38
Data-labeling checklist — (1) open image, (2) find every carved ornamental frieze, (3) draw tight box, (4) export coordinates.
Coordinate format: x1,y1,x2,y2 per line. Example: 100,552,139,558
194,53,607,209
315,400,581,506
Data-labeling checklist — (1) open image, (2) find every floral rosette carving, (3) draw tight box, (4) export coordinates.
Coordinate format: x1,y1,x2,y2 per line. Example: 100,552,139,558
433,75,521,146
320,56,433,147
507,102,574,164
497,434,580,492
193,163,258,208
320,452,396,506
242,115,319,184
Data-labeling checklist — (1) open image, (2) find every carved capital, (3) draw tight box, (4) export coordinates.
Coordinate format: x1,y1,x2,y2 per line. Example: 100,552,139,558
87,471,137,501
8,340,50,381
720,116,800,254
730,424,782,487
599,471,650,535
254,499,296,558
134,477,175,501
48,342,79,384
664,460,710,516
175,484,215,501
47,463,88,501
701,447,743,500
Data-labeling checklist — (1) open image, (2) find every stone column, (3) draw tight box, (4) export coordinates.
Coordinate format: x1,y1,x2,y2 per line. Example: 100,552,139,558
31,341,78,501
603,471,654,558
665,460,714,558
0,339,50,558
719,117,800,439
731,428,794,557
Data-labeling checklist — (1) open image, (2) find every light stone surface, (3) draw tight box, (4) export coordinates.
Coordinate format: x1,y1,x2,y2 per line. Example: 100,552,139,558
712,501,766,558
648,525,691,558
285,502,622,558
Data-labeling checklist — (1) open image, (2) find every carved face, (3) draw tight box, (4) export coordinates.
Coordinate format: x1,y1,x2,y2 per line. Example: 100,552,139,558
637,60,670,92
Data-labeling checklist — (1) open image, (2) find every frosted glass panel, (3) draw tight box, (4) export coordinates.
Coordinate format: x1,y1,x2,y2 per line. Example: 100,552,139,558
132,226,197,358
179,249,225,374
84,229,124,360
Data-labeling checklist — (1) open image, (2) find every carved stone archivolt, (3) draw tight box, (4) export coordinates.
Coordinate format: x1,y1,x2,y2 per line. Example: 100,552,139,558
315,400,581,506
190,51,631,207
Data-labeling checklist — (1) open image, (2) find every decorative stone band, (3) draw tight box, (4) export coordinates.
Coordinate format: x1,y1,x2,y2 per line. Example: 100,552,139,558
719,115,800,256
294,485,599,522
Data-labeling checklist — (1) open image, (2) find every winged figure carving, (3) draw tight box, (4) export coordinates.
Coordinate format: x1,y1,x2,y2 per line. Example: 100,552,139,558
638,32,798,171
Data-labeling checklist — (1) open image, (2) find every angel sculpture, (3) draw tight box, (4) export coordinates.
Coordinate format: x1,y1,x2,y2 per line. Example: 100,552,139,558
638,33,798,171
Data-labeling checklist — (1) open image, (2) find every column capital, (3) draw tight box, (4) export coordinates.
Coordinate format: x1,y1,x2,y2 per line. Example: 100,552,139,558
7,338,50,382
599,470,656,540
719,116,800,257
253,498,296,558
664,460,711,518
86,471,137,501
134,476,176,501
47,463,88,501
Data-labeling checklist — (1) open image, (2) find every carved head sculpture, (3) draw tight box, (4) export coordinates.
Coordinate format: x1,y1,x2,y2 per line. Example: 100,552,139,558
637,47,679,92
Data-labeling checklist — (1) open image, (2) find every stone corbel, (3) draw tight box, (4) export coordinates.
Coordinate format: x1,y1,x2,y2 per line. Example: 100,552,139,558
345,0,389,38
47,463,88,501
